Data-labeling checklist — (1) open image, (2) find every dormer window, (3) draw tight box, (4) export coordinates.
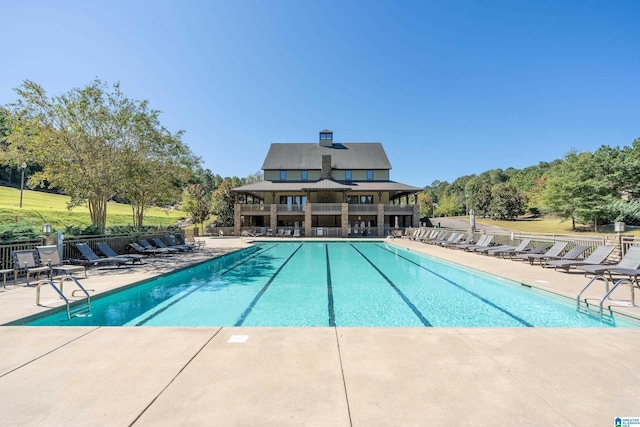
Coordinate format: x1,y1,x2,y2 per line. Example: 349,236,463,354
301,170,308,181
345,170,352,181
320,133,332,140
367,170,373,180
280,170,286,180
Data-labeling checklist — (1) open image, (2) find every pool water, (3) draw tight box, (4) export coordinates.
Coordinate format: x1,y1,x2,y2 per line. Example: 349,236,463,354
24,242,639,327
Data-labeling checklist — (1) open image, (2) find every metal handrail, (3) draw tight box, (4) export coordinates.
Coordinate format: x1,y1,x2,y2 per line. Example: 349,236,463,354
598,278,638,316
36,280,71,320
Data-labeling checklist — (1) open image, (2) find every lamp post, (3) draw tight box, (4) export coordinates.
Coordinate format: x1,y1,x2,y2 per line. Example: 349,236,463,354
465,194,469,216
19,162,26,208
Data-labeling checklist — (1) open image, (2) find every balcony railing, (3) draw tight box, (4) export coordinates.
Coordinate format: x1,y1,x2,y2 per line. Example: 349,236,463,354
276,204,305,213
239,204,270,213
384,204,415,214
348,204,378,213
310,203,343,214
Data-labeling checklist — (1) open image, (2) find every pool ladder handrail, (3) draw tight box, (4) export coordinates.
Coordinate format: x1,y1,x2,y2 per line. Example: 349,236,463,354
36,276,92,320
576,274,638,320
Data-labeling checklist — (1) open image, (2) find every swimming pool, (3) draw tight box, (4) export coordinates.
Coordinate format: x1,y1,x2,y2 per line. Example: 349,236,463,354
23,242,639,327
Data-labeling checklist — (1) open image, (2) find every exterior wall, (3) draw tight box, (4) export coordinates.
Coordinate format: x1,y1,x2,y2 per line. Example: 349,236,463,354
332,169,389,181
265,170,322,181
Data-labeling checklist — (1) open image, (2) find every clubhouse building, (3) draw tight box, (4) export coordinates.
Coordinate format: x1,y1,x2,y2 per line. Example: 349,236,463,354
231,130,421,237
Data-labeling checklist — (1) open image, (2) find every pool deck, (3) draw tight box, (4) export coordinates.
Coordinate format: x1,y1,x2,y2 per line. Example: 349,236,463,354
1,237,639,425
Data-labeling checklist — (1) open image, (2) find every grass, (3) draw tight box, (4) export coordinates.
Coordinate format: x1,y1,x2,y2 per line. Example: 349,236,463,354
473,216,640,237
0,185,185,230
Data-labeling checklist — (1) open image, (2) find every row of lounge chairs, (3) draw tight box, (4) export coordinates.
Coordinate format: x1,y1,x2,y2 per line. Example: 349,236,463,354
243,228,301,237
402,229,640,282
8,234,200,287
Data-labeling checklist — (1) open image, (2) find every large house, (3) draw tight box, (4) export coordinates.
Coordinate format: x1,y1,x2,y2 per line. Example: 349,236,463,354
231,130,421,237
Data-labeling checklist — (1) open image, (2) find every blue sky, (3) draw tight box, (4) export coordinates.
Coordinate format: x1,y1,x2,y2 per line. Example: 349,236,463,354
1,0,639,187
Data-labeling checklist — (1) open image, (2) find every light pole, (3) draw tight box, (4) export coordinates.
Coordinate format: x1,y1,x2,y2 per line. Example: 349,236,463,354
465,194,469,216
19,162,26,208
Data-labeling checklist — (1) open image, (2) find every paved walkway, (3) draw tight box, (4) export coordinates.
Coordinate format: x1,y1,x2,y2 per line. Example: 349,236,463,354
0,237,638,426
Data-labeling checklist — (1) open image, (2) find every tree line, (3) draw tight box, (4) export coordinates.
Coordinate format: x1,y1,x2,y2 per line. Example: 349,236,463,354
0,79,259,234
420,140,640,231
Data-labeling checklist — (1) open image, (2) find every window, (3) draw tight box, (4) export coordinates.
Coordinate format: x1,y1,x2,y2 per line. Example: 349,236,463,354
301,170,308,181
345,170,352,180
367,170,373,180
280,170,286,180
360,195,373,204
320,133,332,140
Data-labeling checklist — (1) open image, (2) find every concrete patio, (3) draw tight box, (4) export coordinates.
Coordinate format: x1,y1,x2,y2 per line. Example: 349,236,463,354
0,237,638,425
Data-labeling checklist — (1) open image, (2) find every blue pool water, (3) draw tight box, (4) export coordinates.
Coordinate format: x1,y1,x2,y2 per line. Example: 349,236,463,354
23,242,639,327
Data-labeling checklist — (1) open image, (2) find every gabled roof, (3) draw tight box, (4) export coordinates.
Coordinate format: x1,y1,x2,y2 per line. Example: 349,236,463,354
261,143,392,170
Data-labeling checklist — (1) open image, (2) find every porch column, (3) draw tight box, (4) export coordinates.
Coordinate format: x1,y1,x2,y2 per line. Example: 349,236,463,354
377,203,385,237
304,203,312,237
341,203,349,238
413,203,420,227
234,203,241,236
270,203,278,231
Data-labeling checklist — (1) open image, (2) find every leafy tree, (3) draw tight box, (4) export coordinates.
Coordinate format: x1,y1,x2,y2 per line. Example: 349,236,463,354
489,183,526,220
607,200,640,226
211,180,235,226
433,193,461,216
7,79,180,233
543,151,616,230
473,184,493,217
417,192,433,217
180,183,211,228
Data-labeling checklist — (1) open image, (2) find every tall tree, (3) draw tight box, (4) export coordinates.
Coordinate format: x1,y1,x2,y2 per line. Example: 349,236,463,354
7,79,176,233
489,183,526,220
210,179,235,226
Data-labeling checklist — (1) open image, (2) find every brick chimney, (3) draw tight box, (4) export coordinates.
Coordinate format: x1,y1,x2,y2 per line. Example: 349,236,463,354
321,155,332,180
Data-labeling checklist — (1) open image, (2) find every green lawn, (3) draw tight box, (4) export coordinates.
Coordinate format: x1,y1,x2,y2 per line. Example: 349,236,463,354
474,216,640,237
0,186,184,229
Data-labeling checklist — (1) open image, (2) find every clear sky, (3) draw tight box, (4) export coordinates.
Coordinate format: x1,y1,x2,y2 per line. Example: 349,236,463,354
1,0,638,187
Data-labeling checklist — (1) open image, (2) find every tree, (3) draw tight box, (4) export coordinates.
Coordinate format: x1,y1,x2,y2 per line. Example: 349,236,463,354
542,151,616,230
433,193,461,217
417,192,433,217
488,183,526,220
211,180,235,226
181,184,211,228
473,184,493,218
7,79,182,233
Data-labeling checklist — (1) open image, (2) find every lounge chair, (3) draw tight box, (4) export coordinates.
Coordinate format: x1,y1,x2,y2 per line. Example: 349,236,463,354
129,242,168,257
440,233,473,248
75,243,130,268
266,229,274,237
518,242,568,264
442,233,472,248
293,229,301,237
546,246,615,272
276,229,285,237
96,242,146,264
486,239,531,257
575,246,640,278
474,242,517,254
402,229,419,239
11,249,52,285
437,233,463,246
284,229,292,237
424,231,449,244
419,230,442,243
175,234,204,249
164,235,194,251
462,235,494,251
451,234,489,250
504,242,553,260
36,245,87,277
151,237,183,253
139,239,173,255
539,245,589,268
